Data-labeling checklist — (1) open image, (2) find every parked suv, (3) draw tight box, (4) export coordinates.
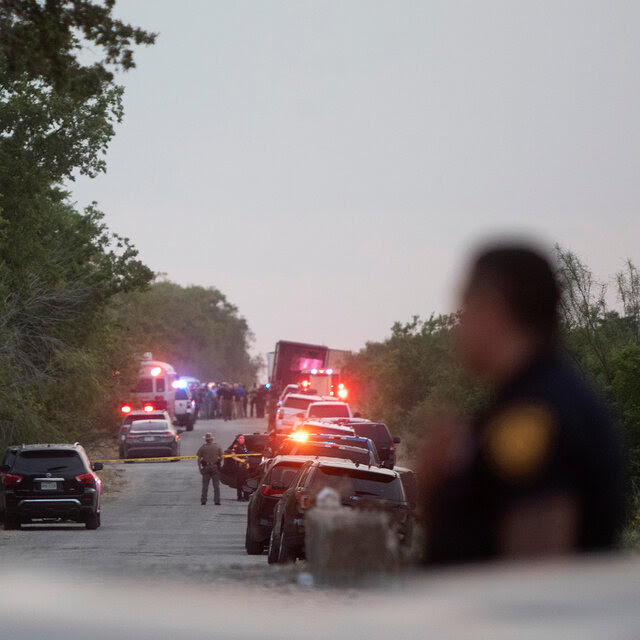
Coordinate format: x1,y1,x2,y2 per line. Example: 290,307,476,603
275,394,323,432
324,420,401,468
119,409,173,458
268,458,410,564
0,443,103,530
245,455,314,555
121,419,180,460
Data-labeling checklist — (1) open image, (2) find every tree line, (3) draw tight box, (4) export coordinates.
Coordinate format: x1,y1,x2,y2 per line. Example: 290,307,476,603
344,247,640,546
0,2,257,450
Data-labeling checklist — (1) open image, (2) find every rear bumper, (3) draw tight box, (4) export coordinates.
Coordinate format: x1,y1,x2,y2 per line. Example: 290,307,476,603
8,498,96,521
124,445,177,457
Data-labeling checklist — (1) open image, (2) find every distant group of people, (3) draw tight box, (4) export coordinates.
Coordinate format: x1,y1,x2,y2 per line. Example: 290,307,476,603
195,383,269,421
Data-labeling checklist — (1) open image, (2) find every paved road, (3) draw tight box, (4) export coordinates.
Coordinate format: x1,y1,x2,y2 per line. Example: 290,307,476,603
1,416,272,581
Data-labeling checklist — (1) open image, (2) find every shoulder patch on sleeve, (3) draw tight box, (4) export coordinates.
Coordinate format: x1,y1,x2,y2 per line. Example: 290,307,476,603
484,403,555,484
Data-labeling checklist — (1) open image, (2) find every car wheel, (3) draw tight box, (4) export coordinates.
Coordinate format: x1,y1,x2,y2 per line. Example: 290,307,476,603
267,525,280,564
277,528,295,564
85,512,100,530
118,446,125,459
4,515,20,530
245,527,264,555
186,417,194,432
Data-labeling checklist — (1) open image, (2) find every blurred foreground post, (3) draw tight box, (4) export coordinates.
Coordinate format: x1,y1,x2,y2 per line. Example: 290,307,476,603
305,492,400,585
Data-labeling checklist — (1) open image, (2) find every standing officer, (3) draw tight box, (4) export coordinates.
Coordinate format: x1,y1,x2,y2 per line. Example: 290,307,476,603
197,432,223,505
230,434,250,501
421,244,625,564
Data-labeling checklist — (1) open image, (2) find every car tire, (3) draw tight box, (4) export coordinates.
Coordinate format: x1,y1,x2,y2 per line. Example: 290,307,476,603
85,512,100,530
267,526,280,564
186,417,194,432
277,528,295,564
4,515,20,530
118,447,125,459
245,526,264,555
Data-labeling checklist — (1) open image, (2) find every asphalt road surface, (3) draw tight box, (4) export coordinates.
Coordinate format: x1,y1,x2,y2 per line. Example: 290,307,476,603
1,416,273,581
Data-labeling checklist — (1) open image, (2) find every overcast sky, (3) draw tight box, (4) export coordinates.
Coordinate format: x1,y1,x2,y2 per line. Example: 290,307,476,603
71,1,640,363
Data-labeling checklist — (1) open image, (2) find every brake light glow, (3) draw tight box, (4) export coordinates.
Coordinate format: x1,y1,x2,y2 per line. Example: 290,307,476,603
120,404,132,414
4,474,23,487
338,388,348,400
75,473,96,486
143,404,155,412
291,431,309,442
261,484,284,497
150,366,162,377
300,380,310,389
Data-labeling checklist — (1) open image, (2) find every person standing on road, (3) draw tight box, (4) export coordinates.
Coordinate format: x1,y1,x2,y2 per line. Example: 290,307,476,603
218,383,233,421
230,434,250,501
197,433,223,506
420,244,625,565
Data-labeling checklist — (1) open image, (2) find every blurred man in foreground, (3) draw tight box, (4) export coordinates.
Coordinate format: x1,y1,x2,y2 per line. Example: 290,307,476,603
422,245,625,564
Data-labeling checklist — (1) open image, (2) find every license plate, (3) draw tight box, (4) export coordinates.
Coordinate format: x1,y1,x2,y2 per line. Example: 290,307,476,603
40,481,57,491
144,436,155,442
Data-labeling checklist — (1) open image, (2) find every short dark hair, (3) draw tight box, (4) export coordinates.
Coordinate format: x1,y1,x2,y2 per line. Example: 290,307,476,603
468,245,560,338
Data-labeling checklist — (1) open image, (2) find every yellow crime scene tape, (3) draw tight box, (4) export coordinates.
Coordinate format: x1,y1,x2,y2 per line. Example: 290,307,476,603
94,453,265,464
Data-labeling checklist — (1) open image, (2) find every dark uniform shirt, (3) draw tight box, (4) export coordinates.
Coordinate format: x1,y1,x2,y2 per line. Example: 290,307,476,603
426,349,625,565
197,442,223,469
230,442,248,465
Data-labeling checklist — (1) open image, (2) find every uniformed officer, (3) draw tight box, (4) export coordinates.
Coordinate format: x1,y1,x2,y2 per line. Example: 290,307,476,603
421,244,625,564
197,433,223,505
230,434,250,501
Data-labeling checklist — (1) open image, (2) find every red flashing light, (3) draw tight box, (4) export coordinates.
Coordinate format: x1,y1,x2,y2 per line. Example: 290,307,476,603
4,474,23,487
143,404,155,413
300,380,310,389
120,404,132,414
150,366,162,377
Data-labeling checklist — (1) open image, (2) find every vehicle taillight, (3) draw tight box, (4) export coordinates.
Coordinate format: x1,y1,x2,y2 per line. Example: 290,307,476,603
75,473,96,486
296,491,311,510
261,484,284,497
4,474,23,487
121,404,132,414
143,404,154,412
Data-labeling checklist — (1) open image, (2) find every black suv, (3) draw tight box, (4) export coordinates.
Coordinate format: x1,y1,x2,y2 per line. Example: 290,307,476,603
245,455,314,555
347,422,400,468
268,458,411,564
0,443,103,530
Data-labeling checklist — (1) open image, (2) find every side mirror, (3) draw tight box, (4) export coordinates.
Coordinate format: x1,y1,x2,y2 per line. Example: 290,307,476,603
0,464,10,473
393,437,401,444
92,462,104,471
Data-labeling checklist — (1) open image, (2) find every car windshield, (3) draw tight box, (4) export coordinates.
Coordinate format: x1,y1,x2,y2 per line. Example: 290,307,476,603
294,444,369,464
283,397,316,410
175,388,189,400
308,404,349,418
311,467,404,502
13,450,86,475
130,420,170,432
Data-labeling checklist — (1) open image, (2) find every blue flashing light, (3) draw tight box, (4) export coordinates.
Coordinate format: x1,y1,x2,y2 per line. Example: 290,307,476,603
311,369,318,375
326,368,333,375
265,383,271,389
173,379,188,389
